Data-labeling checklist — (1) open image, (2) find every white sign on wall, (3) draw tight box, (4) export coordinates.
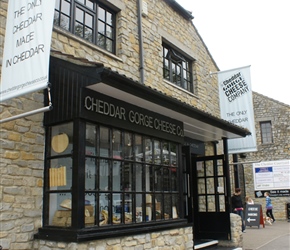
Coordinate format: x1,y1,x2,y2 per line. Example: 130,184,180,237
218,65,257,154
0,0,56,102
253,160,290,191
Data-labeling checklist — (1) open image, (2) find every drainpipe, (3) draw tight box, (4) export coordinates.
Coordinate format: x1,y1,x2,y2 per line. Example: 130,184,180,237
137,0,145,84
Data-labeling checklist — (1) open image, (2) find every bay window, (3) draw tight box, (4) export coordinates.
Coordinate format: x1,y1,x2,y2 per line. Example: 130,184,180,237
44,120,181,236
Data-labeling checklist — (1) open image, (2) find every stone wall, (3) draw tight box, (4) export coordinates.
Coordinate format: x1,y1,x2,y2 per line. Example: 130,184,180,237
243,92,290,220
0,92,45,250
50,0,221,115
219,213,243,248
33,228,193,250
0,0,216,249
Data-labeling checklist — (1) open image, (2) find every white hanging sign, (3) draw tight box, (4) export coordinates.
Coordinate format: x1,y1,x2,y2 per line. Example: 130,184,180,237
0,0,56,102
218,65,257,154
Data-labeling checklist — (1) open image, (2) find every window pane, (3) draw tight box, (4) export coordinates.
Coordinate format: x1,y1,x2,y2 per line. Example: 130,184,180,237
98,21,105,35
171,166,178,191
49,158,72,190
98,7,105,21
76,7,84,22
135,164,143,192
55,0,60,9
145,165,153,191
124,163,133,192
50,193,72,227
106,12,112,25
100,126,109,157
123,132,133,160
85,28,93,42
155,194,163,220
62,0,71,15
170,143,178,167
86,0,94,10
99,193,110,226
106,39,113,52
145,138,152,163
84,193,97,227
100,161,109,191
113,129,122,159
75,22,84,37
51,123,73,157
106,25,113,38
153,140,161,164
155,166,163,191
85,157,96,191
113,161,121,191
85,13,93,27
172,194,179,219
134,135,143,161
60,14,70,30
86,124,97,151
97,33,105,48
136,193,143,222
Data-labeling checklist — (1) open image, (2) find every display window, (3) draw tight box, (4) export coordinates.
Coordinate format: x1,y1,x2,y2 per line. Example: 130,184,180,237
44,121,181,230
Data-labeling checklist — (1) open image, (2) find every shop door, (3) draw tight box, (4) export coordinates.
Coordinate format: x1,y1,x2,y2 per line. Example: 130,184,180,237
192,155,231,240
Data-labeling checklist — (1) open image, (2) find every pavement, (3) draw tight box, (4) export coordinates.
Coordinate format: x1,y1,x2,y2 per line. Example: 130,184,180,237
202,220,290,250
242,220,290,250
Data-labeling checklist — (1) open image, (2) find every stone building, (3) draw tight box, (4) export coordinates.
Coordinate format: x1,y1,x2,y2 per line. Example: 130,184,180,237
0,0,253,249
242,92,290,220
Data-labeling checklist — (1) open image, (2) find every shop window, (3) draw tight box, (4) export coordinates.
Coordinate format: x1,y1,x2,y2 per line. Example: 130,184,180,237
260,121,273,144
54,0,116,53
162,43,193,93
44,121,180,233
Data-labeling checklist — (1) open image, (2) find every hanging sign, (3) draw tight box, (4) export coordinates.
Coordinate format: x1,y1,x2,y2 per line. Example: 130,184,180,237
0,0,56,102
218,65,257,154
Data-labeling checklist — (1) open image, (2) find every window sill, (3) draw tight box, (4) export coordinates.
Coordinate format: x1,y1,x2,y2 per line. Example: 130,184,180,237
34,219,188,243
163,79,198,99
52,26,123,63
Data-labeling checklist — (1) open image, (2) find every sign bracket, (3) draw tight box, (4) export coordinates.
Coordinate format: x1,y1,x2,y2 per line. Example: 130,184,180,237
0,85,53,124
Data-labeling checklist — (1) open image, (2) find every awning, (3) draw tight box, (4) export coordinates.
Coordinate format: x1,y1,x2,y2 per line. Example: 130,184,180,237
50,53,250,142
86,69,250,142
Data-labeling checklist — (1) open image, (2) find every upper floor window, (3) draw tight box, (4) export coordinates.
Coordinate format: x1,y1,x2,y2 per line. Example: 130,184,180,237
260,121,273,144
163,44,193,93
54,0,116,53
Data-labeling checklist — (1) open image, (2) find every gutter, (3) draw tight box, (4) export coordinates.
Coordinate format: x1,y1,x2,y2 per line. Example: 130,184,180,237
137,0,145,84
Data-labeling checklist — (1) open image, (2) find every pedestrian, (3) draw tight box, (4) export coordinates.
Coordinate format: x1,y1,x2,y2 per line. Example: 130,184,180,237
231,188,246,232
264,192,275,222
245,196,254,204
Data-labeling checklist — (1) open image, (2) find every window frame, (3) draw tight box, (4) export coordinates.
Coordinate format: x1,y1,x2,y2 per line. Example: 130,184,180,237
260,121,273,144
54,0,116,53
162,43,193,93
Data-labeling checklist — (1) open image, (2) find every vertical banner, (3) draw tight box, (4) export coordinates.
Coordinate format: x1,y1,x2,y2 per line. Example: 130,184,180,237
218,65,257,153
0,0,56,102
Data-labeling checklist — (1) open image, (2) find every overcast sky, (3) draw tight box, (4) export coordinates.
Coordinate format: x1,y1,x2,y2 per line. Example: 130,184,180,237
176,0,290,105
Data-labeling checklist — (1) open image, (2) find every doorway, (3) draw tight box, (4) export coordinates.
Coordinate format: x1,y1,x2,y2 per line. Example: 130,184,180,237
181,149,232,243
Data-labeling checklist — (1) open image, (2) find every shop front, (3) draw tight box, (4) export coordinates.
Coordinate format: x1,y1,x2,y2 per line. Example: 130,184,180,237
35,56,250,245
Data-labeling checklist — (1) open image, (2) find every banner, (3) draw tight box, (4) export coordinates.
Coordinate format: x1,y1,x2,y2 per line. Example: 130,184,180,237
0,0,56,102
218,65,257,153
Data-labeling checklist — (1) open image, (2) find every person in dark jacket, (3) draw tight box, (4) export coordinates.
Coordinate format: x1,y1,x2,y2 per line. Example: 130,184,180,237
231,188,245,232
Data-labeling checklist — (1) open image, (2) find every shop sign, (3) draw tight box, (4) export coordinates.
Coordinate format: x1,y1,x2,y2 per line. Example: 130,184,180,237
255,189,290,198
81,88,184,142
